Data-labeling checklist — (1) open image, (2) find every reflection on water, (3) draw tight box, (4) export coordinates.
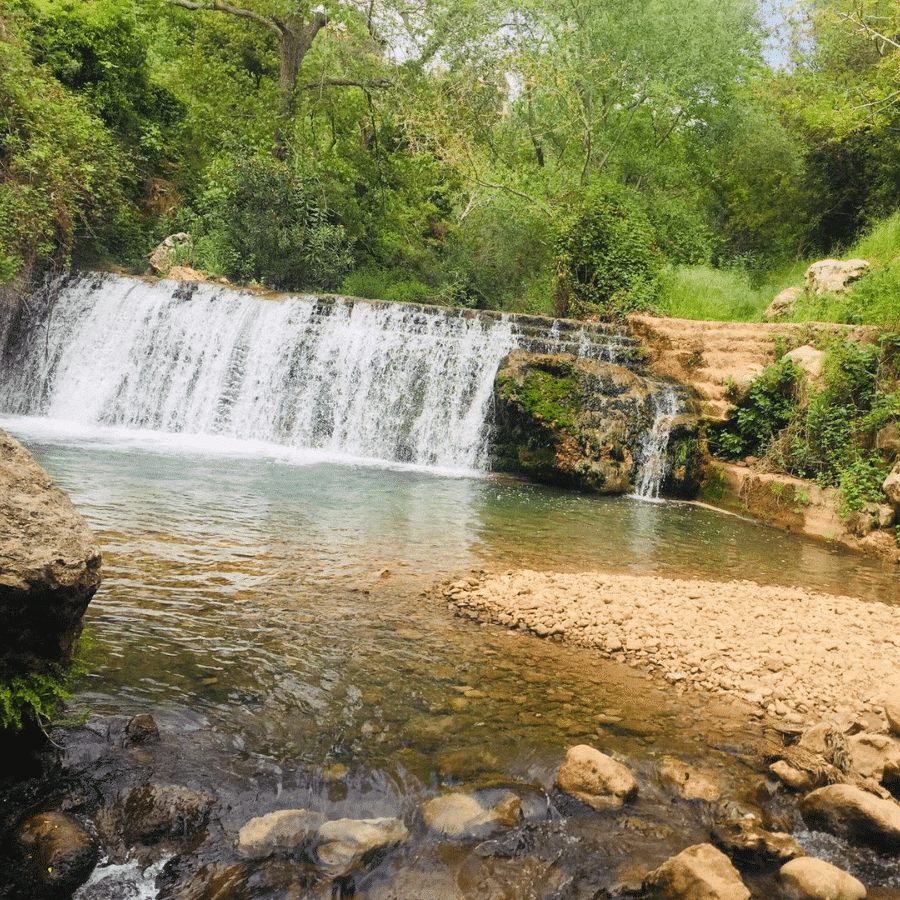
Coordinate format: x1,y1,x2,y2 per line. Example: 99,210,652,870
4,417,900,779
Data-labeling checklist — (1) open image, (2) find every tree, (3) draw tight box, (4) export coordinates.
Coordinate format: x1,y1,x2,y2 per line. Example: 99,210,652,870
168,0,330,155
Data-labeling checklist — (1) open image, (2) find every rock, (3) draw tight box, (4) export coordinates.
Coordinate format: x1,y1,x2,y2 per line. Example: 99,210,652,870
785,345,826,383
884,698,900,737
660,759,722,802
166,265,205,282
104,783,215,855
800,784,900,853
711,817,805,869
491,350,702,496
422,791,522,838
123,713,160,746
770,760,818,793
14,811,99,899
315,816,408,877
805,259,870,295
765,286,803,321
148,232,191,274
642,843,750,900
237,809,323,856
556,744,638,810
847,732,900,788
883,463,900,510
0,429,101,679
876,423,900,461
779,857,866,900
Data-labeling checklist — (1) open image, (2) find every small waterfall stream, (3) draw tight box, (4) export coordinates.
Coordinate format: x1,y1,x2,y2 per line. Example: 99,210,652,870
0,273,678,480
633,382,679,500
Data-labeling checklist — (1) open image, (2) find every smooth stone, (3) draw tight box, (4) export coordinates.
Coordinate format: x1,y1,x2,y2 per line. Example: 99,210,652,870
556,744,638,810
779,856,866,900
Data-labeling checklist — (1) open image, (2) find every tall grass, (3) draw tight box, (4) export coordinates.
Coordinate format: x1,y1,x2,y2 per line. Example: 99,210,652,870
657,212,900,326
656,263,805,322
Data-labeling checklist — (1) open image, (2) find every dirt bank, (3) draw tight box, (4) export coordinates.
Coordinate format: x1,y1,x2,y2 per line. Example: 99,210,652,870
440,569,900,732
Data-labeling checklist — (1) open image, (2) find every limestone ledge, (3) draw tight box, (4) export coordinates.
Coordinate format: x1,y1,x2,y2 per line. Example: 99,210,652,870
439,569,900,730
703,461,900,564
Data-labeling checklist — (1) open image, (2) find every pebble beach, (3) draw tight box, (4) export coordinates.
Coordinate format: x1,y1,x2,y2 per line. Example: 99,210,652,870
441,569,900,729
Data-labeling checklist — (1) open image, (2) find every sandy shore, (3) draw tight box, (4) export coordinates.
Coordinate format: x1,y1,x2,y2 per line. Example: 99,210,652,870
440,570,900,729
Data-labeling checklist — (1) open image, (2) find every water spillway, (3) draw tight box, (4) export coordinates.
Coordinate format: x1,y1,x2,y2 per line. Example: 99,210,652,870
0,273,640,470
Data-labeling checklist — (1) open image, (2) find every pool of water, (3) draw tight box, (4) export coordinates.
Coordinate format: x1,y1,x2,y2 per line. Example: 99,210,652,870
5,416,900,897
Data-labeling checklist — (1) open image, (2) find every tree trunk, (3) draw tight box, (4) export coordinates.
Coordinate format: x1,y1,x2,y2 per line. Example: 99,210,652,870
274,11,328,158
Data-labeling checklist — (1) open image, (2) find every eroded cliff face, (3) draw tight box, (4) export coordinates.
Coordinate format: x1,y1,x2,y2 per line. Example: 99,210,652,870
0,429,101,678
490,350,703,497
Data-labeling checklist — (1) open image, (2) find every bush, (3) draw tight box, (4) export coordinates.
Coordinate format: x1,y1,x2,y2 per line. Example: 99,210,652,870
219,156,356,291
553,183,662,320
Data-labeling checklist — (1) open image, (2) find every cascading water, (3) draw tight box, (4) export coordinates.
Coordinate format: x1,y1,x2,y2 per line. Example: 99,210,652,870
633,382,679,500
0,273,676,481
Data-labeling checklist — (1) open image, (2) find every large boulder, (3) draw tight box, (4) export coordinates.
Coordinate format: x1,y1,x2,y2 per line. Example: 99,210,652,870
14,811,99,898
315,816,408,878
555,744,638,810
491,351,701,496
642,843,750,900
779,857,866,900
805,259,869,295
0,430,101,679
800,784,900,853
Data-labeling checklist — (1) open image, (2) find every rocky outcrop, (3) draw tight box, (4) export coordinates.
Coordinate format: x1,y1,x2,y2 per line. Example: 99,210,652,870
148,232,191,275
0,429,101,679
490,350,701,496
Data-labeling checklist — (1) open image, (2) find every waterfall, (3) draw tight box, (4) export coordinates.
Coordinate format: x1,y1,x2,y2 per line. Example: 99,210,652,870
633,383,679,500
0,273,634,471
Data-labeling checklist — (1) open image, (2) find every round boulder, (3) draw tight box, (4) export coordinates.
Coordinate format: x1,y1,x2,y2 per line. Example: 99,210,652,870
779,857,866,900
800,784,900,853
15,811,99,899
642,843,750,900
556,744,638,810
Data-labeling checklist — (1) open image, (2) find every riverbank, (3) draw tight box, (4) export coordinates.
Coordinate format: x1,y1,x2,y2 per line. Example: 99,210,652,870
439,569,900,731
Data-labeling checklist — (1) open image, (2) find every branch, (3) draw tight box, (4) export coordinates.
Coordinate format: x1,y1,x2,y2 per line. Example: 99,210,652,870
836,10,900,51
302,77,392,90
168,0,283,37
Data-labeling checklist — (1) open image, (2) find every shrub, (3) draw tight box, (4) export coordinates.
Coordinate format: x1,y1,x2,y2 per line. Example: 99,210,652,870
553,183,662,320
219,156,356,291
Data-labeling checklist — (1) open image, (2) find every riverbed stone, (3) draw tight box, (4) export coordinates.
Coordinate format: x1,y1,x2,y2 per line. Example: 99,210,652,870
14,811,99,899
237,809,324,856
315,816,408,877
800,784,900,853
847,733,900,788
422,791,521,838
770,760,819,793
711,818,805,869
660,759,722,802
0,429,102,679
113,783,215,850
779,857,866,900
642,843,751,900
556,744,638,810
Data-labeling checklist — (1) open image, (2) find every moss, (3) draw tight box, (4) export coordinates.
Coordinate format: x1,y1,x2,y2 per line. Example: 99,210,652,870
701,464,727,502
497,365,582,435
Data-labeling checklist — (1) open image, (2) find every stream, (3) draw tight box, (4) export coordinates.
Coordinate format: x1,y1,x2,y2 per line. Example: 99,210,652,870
4,416,900,898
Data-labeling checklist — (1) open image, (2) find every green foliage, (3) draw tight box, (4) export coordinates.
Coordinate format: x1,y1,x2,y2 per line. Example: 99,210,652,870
0,3,125,282
217,156,356,291
714,335,900,513
553,183,662,320
711,357,800,459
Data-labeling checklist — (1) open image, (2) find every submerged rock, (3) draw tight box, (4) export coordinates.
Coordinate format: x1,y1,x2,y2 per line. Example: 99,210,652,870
0,429,101,679
800,784,900,853
779,856,866,900
422,791,522,838
237,808,323,856
555,744,638,810
490,350,701,496
315,816,408,877
710,817,805,869
642,842,750,900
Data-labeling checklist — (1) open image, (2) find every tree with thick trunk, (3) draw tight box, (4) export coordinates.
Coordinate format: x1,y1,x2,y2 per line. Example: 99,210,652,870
168,0,329,156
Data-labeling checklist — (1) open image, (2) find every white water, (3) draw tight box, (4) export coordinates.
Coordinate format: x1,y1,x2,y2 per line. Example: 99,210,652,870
0,274,636,471
633,382,679,500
